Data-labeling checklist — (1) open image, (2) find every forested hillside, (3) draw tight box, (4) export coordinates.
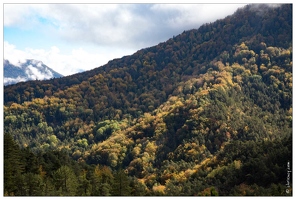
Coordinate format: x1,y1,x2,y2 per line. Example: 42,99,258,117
4,4,292,196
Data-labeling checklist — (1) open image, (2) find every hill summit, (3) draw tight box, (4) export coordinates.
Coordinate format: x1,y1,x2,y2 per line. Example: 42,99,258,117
4,59,63,85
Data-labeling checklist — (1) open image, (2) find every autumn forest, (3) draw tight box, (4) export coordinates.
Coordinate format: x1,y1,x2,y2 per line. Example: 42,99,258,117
4,4,292,196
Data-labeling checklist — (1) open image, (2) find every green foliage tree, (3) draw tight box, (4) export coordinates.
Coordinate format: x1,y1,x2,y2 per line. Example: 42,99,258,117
112,169,132,196
4,134,25,195
22,173,44,196
77,170,91,196
91,165,114,196
53,165,78,196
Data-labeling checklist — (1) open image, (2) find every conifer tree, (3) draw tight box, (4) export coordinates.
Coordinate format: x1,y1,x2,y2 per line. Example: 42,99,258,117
112,169,132,196
53,165,78,196
4,133,25,195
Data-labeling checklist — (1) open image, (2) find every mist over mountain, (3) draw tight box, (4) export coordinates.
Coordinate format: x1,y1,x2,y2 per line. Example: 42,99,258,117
4,59,63,85
4,4,292,196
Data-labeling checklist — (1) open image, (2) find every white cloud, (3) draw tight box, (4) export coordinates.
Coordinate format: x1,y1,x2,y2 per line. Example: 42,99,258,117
150,4,246,29
4,42,29,66
4,41,135,76
4,76,27,85
36,61,43,68
4,4,246,49
3,4,50,29
26,65,52,80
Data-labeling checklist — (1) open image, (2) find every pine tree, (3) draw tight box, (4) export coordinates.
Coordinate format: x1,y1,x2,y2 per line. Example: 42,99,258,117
23,173,44,196
112,169,132,196
77,169,91,196
53,165,78,196
4,133,25,195
91,165,114,196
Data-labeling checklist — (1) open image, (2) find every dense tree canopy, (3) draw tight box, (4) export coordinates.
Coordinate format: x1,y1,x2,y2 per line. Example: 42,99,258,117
4,4,292,196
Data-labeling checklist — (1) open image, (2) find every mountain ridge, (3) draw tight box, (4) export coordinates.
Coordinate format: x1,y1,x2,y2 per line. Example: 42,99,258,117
4,59,63,86
4,4,292,196
4,4,291,105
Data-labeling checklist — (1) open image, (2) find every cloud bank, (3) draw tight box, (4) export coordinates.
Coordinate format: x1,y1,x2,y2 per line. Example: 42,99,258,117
4,4,246,75
4,4,245,48
4,41,134,76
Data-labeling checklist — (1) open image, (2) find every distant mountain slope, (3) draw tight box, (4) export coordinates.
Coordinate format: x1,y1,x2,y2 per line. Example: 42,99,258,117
4,4,292,106
4,59,63,85
4,4,292,196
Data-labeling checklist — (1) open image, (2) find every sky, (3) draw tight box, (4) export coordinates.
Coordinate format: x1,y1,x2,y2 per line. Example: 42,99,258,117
3,3,248,76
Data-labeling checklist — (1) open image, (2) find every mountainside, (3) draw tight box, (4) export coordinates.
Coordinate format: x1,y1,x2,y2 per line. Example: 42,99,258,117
4,59,63,86
4,4,292,196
